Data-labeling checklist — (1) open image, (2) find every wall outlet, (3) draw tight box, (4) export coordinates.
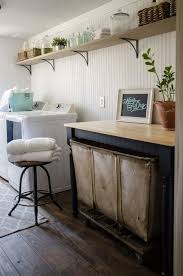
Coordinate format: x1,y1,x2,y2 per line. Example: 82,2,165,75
99,96,105,108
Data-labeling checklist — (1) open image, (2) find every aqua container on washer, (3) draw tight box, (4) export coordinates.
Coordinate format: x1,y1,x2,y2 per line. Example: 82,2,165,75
9,90,33,112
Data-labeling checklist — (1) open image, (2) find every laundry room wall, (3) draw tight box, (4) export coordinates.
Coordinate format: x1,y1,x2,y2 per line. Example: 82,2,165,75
0,37,31,95
30,0,176,122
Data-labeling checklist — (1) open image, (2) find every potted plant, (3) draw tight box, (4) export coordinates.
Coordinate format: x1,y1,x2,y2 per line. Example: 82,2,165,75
52,37,67,51
142,48,175,130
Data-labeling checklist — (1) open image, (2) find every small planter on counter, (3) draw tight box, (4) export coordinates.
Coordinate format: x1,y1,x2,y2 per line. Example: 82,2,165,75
155,101,175,130
142,48,176,130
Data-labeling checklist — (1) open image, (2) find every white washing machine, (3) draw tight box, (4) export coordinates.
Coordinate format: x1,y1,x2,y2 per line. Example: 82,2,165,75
5,104,77,194
0,101,47,180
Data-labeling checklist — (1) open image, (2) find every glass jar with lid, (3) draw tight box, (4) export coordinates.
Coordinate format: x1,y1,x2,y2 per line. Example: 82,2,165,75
34,40,41,49
41,35,53,55
22,41,29,51
111,9,130,34
70,33,77,48
77,32,84,46
83,27,92,43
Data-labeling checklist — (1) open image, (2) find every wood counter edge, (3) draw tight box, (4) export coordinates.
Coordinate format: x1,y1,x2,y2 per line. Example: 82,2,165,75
64,121,175,147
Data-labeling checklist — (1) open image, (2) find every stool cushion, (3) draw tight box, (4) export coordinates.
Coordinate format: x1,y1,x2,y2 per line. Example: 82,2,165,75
10,161,51,168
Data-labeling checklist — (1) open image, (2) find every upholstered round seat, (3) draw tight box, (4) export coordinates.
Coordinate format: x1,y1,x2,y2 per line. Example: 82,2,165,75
12,161,51,168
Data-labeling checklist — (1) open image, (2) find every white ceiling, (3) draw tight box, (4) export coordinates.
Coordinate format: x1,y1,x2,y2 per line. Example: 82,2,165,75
0,0,110,39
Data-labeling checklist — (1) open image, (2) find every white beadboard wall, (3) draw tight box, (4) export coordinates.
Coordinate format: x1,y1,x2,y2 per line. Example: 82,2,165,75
31,0,176,122
0,37,30,95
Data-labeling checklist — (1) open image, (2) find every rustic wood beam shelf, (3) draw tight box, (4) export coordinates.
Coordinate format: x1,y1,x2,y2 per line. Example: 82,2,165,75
17,16,176,74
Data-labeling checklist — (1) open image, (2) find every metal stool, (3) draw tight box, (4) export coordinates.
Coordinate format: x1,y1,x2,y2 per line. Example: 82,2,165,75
8,161,62,225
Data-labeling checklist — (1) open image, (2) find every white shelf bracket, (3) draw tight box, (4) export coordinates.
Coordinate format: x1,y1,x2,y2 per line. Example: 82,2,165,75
120,38,139,58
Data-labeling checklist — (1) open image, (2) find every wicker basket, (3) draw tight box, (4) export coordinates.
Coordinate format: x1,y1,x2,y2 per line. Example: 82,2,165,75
138,2,170,27
27,48,41,59
170,0,176,16
17,51,27,62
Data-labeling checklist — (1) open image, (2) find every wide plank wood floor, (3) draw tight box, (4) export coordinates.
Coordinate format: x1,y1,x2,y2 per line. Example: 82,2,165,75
0,190,159,276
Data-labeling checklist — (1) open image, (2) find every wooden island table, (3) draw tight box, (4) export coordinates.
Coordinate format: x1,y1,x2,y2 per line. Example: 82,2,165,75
65,121,175,276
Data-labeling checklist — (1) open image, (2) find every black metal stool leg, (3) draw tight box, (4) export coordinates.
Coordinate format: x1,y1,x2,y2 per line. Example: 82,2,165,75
40,165,63,210
8,167,28,216
33,166,38,226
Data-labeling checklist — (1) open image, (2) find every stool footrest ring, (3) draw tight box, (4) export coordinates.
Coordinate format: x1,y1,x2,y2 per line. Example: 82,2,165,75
8,163,63,225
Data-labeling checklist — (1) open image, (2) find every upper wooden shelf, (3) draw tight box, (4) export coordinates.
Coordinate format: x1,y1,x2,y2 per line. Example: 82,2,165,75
17,16,176,67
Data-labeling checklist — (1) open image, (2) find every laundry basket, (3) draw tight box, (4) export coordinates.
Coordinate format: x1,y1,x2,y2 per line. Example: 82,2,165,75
138,1,170,26
71,140,161,242
9,91,33,112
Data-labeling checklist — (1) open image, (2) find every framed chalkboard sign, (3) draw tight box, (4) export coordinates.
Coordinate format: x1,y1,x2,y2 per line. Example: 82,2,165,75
116,89,154,124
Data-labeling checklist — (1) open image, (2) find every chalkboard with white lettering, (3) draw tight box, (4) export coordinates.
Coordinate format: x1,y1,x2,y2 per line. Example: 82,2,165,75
117,89,154,124
121,94,148,118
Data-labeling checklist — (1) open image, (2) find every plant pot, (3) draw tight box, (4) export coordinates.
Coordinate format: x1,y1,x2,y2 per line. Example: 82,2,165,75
155,101,175,130
53,45,65,51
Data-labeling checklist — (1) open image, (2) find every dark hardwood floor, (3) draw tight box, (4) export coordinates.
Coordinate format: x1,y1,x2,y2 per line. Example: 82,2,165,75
0,191,159,276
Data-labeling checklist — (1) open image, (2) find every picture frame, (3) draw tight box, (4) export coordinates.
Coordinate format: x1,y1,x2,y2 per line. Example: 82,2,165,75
116,89,154,124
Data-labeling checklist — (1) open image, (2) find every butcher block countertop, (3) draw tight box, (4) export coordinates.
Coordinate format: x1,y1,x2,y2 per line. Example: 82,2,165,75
64,120,175,147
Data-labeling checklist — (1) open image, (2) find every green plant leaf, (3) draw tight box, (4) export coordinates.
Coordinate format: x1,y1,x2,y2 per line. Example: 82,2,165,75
142,53,149,59
148,68,156,73
165,66,172,72
161,80,166,85
147,48,151,55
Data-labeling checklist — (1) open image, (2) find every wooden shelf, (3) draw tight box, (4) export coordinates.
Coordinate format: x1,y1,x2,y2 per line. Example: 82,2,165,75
17,16,176,68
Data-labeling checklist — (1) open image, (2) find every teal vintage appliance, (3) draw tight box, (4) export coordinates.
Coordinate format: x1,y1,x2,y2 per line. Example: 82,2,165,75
9,90,33,112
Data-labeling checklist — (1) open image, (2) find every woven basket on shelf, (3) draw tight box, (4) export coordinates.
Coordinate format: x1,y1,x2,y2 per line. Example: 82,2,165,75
27,48,41,59
138,2,170,27
170,0,176,16
17,51,27,62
